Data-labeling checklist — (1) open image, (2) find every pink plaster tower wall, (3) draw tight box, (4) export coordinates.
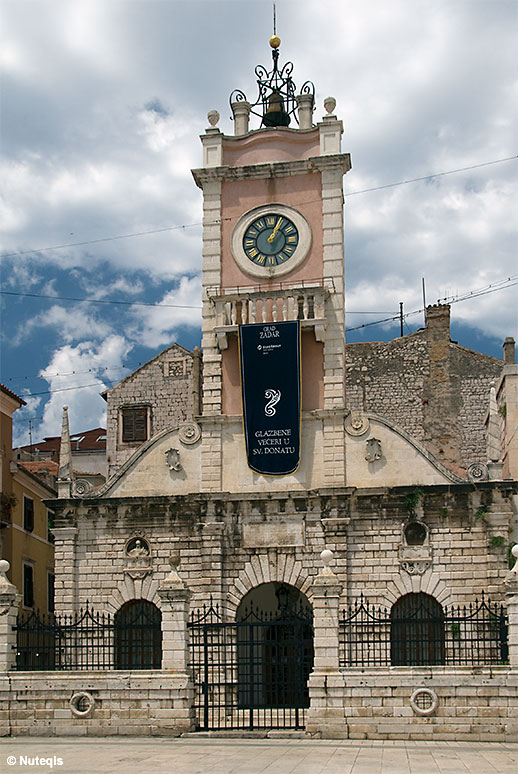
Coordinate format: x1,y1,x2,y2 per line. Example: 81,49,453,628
219,128,327,415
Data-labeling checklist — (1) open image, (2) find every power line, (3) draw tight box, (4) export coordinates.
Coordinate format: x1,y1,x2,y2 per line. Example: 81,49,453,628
0,290,203,310
1,155,515,260
346,276,517,332
345,155,517,197
13,276,515,395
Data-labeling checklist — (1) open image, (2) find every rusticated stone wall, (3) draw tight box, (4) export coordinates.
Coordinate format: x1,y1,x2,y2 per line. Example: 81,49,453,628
0,673,194,737
307,668,518,741
50,483,516,618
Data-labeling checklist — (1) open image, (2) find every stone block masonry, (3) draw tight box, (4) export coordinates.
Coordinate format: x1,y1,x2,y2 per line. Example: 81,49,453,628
345,305,504,470
104,344,197,477
1,673,194,737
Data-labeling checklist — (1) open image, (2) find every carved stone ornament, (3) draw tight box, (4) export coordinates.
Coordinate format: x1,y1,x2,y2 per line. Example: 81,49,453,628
72,478,93,497
165,448,182,471
345,411,370,437
466,462,489,482
178,421,201,445
400,560,431,576
124,534,152,580
365,437,382,462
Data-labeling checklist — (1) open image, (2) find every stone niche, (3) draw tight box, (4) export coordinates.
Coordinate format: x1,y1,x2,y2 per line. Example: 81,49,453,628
398,519,432,575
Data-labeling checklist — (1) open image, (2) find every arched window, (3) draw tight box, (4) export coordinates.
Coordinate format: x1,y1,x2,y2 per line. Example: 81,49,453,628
114,600,162,669
391,593,444,666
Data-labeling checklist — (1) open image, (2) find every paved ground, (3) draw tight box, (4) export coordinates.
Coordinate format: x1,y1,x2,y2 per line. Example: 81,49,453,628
1,737,517,774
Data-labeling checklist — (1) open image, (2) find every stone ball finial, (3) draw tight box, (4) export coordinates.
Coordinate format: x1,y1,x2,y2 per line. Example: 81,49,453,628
511,544,518,573
321,549,334,568
323,96,336,115
207,110,220,127
0,559,10,575
169,551,180,569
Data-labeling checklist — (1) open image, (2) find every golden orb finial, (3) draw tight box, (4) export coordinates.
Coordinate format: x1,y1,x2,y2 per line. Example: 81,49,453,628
269,34,281,49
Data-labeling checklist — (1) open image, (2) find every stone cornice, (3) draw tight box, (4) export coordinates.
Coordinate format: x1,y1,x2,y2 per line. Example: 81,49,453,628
192,153,351,188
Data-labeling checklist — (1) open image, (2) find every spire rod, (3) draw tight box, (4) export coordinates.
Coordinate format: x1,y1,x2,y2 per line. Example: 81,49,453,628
273,3,276,36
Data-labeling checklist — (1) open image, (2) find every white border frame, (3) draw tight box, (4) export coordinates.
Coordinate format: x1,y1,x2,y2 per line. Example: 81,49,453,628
231,203,312,278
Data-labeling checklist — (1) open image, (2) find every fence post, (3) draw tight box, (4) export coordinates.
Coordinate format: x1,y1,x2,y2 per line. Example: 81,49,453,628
0,560,20,672
505,545,518,668
306,549,346,738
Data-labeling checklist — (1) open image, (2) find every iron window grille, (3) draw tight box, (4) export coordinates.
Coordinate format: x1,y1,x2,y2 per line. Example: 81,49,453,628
14,601,162,671
340,592,508,668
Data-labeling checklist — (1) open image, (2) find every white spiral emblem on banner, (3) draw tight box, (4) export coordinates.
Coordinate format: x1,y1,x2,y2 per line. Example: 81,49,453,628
264,388,281,417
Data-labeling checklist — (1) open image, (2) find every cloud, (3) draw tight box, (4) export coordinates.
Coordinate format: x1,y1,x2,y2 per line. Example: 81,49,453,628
2,0,516,443
34,335,131,440
132,275,202,348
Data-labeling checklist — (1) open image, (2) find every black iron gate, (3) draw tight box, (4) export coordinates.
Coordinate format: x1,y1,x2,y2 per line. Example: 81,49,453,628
188,600,313,730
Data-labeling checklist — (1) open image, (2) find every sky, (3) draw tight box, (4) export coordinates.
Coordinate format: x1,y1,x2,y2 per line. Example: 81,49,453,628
1,0,517,447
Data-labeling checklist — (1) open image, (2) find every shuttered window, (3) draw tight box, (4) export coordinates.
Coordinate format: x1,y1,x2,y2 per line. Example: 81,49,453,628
121,407,149,442
23,564,34,608
23,496,34,532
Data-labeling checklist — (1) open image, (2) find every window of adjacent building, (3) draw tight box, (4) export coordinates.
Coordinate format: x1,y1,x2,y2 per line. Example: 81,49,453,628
23,563,34,608
23,495,34,532
121,406,149,443
48,572,55,613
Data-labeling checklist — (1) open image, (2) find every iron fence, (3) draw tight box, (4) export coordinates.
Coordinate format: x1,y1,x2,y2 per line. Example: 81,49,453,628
14,602,162,671
188,600,313,731
339,593,508,668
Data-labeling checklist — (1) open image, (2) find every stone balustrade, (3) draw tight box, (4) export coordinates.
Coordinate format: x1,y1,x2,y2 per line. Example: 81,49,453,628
206,283,329,348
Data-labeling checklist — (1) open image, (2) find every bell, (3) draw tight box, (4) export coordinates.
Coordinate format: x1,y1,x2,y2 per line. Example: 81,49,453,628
263,90,290,127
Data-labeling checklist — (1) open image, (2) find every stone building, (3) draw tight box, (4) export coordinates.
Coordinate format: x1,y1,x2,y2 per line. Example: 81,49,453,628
1,37,517,740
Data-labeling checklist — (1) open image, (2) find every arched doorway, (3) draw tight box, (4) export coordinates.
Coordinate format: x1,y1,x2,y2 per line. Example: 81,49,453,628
390,592,444,666
236,583,313,713
114,599,162,669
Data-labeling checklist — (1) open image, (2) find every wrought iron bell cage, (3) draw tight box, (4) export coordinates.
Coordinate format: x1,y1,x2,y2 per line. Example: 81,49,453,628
229,41,315,129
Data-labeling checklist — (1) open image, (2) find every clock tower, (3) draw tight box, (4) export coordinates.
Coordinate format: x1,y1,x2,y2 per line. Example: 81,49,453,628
192,36,351,492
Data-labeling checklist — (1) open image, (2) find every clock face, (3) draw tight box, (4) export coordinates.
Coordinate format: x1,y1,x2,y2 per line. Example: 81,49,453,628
231,204,311,278
242,214,299,267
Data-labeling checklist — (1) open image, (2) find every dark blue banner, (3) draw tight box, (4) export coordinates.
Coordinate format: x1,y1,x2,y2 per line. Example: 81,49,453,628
239,320,301,476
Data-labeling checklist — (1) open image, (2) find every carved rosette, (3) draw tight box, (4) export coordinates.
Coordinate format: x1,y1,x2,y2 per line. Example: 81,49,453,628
178,421,201,445
72,479,93,497
345,411,370,437
466,462,489,482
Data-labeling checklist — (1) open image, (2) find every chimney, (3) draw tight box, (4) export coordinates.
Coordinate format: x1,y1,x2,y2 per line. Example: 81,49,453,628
425,304,451,341
503,337,515,365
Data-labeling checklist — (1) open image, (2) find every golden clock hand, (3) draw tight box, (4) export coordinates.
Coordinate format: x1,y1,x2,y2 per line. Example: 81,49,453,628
267,217,283,243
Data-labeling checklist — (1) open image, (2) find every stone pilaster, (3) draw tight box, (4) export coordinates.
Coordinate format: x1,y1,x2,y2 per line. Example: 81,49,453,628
156,557,195,733
0,560,20,672
52,526,78,613
201,520,225,608
306,550,347,738
231,100,251,135
157,556,192,673
506,546,518,669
